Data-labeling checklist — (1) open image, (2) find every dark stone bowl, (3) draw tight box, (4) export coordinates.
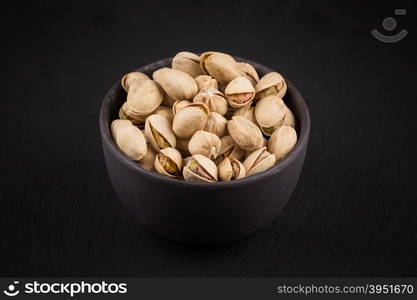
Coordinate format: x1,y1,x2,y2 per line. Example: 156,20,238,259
99,57,310,244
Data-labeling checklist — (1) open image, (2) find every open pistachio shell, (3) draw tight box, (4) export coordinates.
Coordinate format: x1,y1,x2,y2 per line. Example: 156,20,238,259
195,75,218,91
204,112,228,137
239,62,259,86
227,116,264,151
254,95,286,136
145,114,176,152
218,157,246,181
121,72,150,92
125,79,164,117
216,135,244,163
172,100,192,115
119,102,147,125
111,119,147,161
193,87,228,116
188,130,222,159
153,67,198,101
200,52,243,85
138,145,157,170
268,125,297,161
225,76,255,108
182,156,192,167
172,51,203,78
172,103,210,139
282,106,296,127
154,105,174,123
255,72,287,101
233,103,256,124
243,147,276,176
183,154,218,182
155,147,182,178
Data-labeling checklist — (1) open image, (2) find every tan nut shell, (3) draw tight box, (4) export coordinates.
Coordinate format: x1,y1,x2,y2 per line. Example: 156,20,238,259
268,125,298,161
172,100,192,115
282,106,296,127
121,72,150,92
193,87,228,116
254,95,286,136
138,145,156,170
233,103,256,124
145,114,176,152
227,116,264,151
111,119,147,161
125,79,164,117
155,147,182,178
243,147,276,176
239,62,259,86
154,105,174,123
224,76,255,108
119,103,146,125
162,94,176,107
204,112,228,137
255,72,287,100
183,154,218,182
176,138,191,156
172,51,203,78
200,52,243,84
188,130,222,159
218,157,246,181
172,103,210,139
195,75,218,91
153,67,198,100
218,135,244,160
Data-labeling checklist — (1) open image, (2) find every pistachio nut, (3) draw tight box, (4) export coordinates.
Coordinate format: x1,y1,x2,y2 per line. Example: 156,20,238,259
227,116,263,151
243,147,276,176
268,125,297,161
225,76,255,108
153,67,198,101
154,105,174,123
144,114,176,152
282,106,296,127
254,95,286,136
154,147,182,178
172,100,192,115
204,112,228,137
172,103,210,139
182,156,192,167
233,103,256,124
138,145,157,170
255,72,287,101
124,79,164,119
188,130,222,159
176,138,191,156
239,62,259,86
195,75,218,91
121,72,150,92
200,52,243,84
218,157,246,181
183,154,218,183
111,119,147,161
172,51,203,78
193,87,228,115
215,135,244,164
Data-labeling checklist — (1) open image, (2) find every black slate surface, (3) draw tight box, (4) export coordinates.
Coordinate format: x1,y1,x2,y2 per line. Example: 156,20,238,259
1,0,416,276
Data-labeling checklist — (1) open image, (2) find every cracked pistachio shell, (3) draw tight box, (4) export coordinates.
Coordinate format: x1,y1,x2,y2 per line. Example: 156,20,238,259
233,103,256,124
227,116,263,151
239,62,259,86
153,67,198,101
183,154,218,183
172,51,203,78
188,130,222,159
154,105,174,123
138,144,156,170
255,72,287,101
172,103,210,139
193,87,228,115
282,106,296,127
204,112,227,137
182,156,192,167
255,95,286,136
172,100,192,115
200,52,243,85
243,147,276,176
145,114,176,152
218,157,246,181
125,79,164,117
176,138,191,156
155,147,182,178
214,135,244,164
225,76,255,108
195,75,218,91
111,119,147,161
121,72,150,92
268,125,297,161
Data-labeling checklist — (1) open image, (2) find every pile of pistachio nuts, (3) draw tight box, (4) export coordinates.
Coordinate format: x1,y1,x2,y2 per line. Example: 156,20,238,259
111,51,298,183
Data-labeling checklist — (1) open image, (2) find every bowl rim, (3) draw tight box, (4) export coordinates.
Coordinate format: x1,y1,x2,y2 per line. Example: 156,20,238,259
99,57,310,190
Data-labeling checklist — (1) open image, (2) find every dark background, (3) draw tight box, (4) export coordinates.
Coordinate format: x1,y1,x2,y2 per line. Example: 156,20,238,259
1,0,416,277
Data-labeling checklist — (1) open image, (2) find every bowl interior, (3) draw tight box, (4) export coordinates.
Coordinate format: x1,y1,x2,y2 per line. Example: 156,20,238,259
99,57,310,188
